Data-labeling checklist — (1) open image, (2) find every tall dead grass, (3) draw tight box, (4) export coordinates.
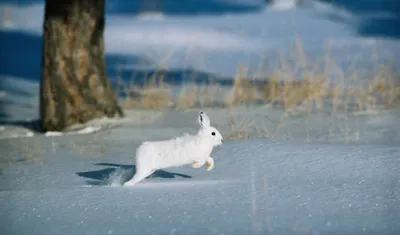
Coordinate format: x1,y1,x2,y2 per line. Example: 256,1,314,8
116,38,400,116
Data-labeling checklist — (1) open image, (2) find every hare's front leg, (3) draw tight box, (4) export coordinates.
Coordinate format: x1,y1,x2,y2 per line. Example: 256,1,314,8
205,156,214,171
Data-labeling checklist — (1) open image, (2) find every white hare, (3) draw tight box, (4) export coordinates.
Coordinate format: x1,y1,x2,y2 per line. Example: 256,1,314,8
123,111,223,186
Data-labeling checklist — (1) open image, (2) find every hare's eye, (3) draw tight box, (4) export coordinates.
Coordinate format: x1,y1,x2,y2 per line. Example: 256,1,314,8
211,132,215,136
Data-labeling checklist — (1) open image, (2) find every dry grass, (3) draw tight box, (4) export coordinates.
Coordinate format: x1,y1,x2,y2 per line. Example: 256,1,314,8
224,108,287,141
116,38,400,119
198,83,221,108
225,65,260,106
256,71,330,114
226,114,253,140
137,86,173,109
110,37,400,143
176,85,198,109
327,66,400,115
117,70,173,110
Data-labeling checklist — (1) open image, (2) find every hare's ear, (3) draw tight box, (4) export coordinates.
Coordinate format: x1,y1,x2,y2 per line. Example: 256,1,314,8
198,111,210,128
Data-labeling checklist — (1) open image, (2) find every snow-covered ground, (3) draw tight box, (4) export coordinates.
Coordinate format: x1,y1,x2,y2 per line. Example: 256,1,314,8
0,1,399,234
1,108,399,234
1,122,399,235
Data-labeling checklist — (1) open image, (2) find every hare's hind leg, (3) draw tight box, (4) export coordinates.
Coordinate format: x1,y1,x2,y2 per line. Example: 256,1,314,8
123,167,154,186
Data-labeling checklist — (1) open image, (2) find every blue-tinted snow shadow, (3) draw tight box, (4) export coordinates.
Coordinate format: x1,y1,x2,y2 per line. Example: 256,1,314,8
76,162,192,186
0,118,42,131
0,0,42,4
0,80,8,119
109,68,236,88
106,0,264,16
0,0,265,16
0,30,39,122
316,0,400,15
317,0,400,39
356,17,400,38
0,30,238,93
0,30,154,83
321,11,400,39
0,31,44,130
0,30,42,83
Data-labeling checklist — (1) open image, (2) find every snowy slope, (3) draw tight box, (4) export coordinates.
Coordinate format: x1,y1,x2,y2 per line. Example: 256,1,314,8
1,129,399,235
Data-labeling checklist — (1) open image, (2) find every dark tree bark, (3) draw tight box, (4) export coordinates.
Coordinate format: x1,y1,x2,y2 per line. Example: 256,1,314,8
40,0,123,132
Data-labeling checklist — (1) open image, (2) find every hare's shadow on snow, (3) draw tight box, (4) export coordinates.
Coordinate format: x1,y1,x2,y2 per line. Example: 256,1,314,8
76,163,192,186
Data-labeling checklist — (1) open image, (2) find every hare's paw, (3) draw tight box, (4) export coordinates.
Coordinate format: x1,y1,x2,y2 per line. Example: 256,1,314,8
192,161,204,168
205,157,214,171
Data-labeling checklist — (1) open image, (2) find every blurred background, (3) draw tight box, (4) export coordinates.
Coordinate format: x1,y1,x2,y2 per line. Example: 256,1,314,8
0,0,399,143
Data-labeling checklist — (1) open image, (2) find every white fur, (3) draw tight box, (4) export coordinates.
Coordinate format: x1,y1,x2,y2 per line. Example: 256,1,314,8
123,111,223,186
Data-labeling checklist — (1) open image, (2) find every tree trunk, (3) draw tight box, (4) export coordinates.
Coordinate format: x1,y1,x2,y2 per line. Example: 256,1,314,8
40,0,124,132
